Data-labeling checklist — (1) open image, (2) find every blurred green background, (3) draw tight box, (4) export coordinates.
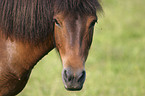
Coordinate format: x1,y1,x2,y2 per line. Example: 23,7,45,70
18,0,145,96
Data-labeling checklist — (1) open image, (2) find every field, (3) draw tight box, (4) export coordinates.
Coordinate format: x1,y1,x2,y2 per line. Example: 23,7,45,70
18,0,145,96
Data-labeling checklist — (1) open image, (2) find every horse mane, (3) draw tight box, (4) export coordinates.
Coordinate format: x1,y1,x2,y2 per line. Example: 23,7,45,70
0,0,54,43
54,0,102,15
0,0,102,43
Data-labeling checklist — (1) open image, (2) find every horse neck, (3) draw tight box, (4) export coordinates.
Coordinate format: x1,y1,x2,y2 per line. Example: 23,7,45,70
0,35,54,78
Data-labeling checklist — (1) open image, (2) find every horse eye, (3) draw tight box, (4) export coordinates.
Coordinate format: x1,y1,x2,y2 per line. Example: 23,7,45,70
54,19,60,26
89,20,97,28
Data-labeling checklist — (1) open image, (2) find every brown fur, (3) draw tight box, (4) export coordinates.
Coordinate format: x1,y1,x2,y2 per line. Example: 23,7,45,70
0,32,54,95
54,14,96,69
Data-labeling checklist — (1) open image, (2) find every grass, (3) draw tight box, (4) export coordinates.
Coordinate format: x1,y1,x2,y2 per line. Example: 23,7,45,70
18,0,145,96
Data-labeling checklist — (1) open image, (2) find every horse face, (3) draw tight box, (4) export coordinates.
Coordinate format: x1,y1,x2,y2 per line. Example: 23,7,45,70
54,12,97,91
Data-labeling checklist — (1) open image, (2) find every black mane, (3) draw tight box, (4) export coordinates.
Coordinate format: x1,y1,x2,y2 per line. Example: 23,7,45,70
54,0,102,15
0,0,102,43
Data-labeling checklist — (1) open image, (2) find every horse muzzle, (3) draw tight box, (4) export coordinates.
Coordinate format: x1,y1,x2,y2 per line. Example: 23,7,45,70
62,68,86,91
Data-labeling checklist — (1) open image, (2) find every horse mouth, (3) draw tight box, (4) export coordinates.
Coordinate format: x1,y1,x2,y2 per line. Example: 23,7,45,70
64,85,83,91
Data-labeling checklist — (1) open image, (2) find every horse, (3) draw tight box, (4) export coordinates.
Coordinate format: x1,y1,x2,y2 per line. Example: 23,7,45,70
0,0,102,95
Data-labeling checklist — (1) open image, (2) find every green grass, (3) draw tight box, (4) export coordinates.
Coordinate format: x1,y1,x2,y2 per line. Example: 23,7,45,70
18,0,145,96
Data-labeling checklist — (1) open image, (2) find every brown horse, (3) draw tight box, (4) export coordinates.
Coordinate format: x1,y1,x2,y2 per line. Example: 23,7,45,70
0,0,102,95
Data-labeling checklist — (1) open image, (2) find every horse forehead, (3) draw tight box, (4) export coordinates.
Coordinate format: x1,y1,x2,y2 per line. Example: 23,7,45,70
65,12,85,22
65,14,86,28
64,15,82,32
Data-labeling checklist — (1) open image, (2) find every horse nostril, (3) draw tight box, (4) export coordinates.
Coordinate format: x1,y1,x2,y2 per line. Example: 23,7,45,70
64,69,67,78
63,69,68,82
77,71,86,83
63,69,74,82
63,69,86,84
68,75,74,82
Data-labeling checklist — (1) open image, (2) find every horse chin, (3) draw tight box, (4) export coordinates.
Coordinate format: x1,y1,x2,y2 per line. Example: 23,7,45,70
64,85,83,91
